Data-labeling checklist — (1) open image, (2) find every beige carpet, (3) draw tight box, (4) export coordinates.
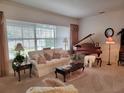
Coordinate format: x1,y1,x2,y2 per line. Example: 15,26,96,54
1,62,124,93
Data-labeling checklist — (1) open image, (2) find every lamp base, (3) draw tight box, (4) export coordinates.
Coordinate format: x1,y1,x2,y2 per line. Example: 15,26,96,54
107,63,111,65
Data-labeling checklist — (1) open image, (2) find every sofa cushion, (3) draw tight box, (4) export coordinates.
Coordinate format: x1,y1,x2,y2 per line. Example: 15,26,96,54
54,85,78,93
38,54,46,64
30,54,39,61
28,50,43,59
54,48,63,53
42,78,65,87
43,49,54,57
44,53,53,61
26,85,78,93
43,49,54,60
53,52,61,59
53,48,69,58
59,50,70,58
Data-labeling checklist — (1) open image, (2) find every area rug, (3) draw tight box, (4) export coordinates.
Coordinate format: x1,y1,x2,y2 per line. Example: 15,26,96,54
67,70,87,82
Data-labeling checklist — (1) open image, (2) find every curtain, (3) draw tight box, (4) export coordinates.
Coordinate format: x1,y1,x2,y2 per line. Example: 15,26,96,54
70,24,79,53
0,11,9,77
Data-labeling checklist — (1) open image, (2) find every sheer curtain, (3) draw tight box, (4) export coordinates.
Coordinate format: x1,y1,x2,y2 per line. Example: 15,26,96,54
55,26,70,50
0,11,9,77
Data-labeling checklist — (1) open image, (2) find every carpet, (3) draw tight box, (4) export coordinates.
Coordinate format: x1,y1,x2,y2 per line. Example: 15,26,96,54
65,70,87,82
1,62,124,93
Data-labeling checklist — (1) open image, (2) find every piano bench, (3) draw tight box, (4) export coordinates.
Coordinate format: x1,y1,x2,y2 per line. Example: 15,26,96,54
95,57,102,67
84,55,96,67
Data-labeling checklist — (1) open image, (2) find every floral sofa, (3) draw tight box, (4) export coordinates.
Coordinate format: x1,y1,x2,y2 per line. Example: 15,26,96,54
28,48,70,77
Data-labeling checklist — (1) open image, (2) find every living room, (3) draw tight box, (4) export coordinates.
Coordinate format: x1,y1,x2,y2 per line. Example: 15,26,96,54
0,0,124,93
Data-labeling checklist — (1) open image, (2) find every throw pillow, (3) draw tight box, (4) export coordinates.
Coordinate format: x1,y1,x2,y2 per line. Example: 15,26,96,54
43,49,54,60
59,50,70,58
43,49,54,57
44,53,52,61
53,52,61,59
30,54,39,61
42,78,65,87
38,54,46,64
54,48,63,53
43,48,51,50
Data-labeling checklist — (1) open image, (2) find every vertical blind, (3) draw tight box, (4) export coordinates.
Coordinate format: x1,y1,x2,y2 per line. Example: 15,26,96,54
6,20,70,59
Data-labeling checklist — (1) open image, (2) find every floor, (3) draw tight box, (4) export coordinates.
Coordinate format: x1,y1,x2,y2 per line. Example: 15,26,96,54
1,62,124,93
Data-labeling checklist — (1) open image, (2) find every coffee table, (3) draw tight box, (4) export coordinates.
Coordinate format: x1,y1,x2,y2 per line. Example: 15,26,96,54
55,63,84,82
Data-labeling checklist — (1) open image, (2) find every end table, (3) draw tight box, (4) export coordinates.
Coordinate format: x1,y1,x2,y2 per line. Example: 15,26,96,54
13,63,32,81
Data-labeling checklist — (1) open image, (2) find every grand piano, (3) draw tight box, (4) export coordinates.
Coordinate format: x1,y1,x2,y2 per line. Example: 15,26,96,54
73,33,102,57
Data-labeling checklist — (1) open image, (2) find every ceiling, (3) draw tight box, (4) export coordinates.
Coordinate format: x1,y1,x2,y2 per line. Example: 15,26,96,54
6,0,124,19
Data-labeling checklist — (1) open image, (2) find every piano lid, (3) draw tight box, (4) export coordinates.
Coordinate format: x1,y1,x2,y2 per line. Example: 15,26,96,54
74,33,95,47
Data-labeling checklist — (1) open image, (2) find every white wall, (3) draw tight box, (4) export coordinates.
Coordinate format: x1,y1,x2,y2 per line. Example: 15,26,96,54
79,9,124,63
0,1,79,26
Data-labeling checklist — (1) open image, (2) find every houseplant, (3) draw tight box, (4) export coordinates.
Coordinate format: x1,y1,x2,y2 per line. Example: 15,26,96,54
13,53,25,64
12,53,25,69
71,53,85,64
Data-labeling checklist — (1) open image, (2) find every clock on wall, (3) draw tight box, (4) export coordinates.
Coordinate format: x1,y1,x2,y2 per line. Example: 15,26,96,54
105,28,114,38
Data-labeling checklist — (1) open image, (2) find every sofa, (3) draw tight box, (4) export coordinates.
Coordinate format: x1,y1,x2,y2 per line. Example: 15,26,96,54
28,48,70,77
26,85,78,93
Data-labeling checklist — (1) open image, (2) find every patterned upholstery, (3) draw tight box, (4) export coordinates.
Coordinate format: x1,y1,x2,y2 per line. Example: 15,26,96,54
28,49,70,77
26,85,78,93
42,78,65,87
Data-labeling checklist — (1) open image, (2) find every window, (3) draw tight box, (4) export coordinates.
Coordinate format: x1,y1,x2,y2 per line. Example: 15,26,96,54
55,26,70,50
36,24,56,50
7,21,35,59
7,20,70,59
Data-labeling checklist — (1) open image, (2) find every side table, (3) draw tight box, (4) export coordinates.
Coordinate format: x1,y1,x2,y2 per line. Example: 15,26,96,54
13,63,32,81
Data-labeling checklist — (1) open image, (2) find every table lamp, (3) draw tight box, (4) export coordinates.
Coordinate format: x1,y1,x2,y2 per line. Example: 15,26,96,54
15,43,24,54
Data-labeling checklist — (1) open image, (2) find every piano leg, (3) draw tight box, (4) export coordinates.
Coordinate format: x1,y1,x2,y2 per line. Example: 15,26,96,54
98,53,100,57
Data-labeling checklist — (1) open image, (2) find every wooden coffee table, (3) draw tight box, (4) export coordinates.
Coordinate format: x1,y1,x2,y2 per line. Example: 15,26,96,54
55,63,84,82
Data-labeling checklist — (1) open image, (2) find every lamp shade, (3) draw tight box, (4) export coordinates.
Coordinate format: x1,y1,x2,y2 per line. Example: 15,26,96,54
106,37,115,44
15,43,24,51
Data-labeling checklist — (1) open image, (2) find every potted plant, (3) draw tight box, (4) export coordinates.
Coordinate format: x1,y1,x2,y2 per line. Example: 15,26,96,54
71,53,85,64
13,53,25,63
12,53,25,69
